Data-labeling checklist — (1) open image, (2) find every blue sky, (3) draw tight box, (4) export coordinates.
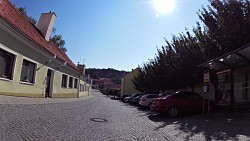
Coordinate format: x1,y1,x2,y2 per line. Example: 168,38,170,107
10,0,209,71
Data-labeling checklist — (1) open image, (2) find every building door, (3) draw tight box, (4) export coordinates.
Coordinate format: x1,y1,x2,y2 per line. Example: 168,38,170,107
45,69,53,98
242,72,250,102
217,70,231,106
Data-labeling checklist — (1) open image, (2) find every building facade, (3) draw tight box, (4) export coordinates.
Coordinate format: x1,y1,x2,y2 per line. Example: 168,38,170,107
121,68,141,96
200,43,250,106
0,0,90,98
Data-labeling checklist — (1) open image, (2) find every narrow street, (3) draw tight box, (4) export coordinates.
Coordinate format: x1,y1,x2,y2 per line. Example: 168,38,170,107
0,91,250,141
0,91,173,141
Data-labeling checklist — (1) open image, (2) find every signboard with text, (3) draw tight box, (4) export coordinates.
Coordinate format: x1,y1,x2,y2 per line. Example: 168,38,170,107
203,70,210,84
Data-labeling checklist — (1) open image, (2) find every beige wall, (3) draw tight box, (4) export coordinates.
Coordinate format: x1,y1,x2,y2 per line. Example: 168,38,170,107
0,28,48,97
52,71,78,98
0,24,88,98
121,68,141,96
78,79,91,97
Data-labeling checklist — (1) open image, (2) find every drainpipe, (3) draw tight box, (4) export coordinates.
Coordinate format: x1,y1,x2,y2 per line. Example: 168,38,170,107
77,74,81,98
230,69,234,107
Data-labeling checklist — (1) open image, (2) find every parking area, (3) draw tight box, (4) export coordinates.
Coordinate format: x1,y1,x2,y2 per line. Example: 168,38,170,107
119,96,250,141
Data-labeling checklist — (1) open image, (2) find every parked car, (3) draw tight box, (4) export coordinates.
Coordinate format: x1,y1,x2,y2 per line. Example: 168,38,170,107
133,94,145,104
124,96,131,103
139,94,160,107
130,93,145,103
150,91,208,118
125,93,143,103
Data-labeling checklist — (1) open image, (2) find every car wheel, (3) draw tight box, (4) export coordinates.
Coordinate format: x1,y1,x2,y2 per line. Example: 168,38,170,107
168,106,178,118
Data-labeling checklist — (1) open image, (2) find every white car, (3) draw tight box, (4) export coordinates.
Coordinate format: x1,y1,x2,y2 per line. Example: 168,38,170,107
139,94,160,107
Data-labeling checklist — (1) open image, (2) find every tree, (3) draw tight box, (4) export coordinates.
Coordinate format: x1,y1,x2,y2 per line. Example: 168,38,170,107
198,0,250,56
18,7,67,52
17,7,37,25
50,35,67,52
133,0,250,93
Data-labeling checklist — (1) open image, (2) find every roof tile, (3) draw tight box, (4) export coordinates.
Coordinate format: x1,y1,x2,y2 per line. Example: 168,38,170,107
0,0,79,71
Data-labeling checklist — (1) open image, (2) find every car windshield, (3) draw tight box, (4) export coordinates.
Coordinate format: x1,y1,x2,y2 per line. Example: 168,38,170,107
162,94,175,99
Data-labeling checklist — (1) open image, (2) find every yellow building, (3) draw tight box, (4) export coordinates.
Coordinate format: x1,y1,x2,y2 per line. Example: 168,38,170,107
121,68,141,96
0,0,90,98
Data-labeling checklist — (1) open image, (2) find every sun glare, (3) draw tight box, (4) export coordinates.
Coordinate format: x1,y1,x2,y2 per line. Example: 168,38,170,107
153,0,175,14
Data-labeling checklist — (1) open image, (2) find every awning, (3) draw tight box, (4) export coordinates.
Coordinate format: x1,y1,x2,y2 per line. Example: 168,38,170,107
199,43,250,71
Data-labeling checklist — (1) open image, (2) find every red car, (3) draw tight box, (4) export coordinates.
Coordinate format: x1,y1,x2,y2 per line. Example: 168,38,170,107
150,91,208,117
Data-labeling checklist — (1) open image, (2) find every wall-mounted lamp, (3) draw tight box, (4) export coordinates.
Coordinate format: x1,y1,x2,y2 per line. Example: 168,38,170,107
45,55,56,65
56,61,67,70
36,55,57,71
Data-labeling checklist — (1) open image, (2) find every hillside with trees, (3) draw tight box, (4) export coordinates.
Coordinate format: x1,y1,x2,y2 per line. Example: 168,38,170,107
86,68,128,84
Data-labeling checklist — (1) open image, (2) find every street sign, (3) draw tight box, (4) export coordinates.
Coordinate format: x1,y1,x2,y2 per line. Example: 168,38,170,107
203,70,210,84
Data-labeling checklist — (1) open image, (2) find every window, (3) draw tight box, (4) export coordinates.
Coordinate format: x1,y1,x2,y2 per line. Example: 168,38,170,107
61,74,68,88
147,95,159,98
0,48,15,80
69,77,73,88
80,84,84,92
20,59,36,83
74,78,78,89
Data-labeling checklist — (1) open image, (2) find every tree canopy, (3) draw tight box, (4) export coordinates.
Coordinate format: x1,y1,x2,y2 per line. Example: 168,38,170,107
17,7,37,25
133,0,250,93
50,35,67,52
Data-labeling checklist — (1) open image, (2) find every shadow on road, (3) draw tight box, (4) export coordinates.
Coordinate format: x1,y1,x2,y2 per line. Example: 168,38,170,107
147,112,250,140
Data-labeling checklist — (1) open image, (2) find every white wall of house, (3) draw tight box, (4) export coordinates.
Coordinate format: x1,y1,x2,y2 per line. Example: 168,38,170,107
0,22,87,98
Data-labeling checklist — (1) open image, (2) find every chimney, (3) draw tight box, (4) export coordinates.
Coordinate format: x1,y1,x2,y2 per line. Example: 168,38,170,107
77,64,86,76
37,12,56,41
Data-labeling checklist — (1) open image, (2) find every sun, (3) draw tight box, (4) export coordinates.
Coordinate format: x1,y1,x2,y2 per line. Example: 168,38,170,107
153,0,176,14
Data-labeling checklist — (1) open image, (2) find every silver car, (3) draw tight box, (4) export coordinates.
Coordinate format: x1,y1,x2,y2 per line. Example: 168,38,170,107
139,94,160,107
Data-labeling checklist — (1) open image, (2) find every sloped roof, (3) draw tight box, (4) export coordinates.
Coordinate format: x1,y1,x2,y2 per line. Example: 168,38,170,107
0,0,79,71
199,43,250,71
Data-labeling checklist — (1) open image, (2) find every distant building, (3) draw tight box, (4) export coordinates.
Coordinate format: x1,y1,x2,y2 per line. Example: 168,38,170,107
0,0,90,98
121,68,141,96
92,78,121,90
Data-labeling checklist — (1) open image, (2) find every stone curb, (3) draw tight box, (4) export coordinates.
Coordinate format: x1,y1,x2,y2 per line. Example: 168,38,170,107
0,95,93,105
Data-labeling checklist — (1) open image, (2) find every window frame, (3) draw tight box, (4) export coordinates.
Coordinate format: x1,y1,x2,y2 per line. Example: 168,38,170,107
61,74,68,88
0,48,16,81
74,78,78,89
20,59,37,84
68,76,73,88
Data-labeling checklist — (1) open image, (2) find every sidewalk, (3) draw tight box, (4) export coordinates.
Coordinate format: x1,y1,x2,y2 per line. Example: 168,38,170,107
0,94,93,105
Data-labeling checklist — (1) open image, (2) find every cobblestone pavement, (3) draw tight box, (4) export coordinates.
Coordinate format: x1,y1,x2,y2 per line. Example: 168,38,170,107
0,94,93,105
0,91,174,141
1,91,250,141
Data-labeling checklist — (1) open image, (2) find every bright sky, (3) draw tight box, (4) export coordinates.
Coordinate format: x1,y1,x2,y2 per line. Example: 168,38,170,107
10,0,209,71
